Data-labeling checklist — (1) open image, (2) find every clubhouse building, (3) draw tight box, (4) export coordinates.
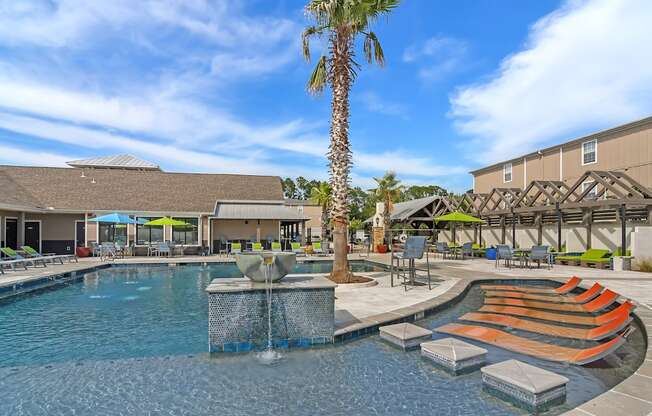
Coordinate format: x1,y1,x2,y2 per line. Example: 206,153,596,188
0,155,310,255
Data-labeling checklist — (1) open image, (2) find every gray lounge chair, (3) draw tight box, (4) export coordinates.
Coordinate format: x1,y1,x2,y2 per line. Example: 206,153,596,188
0,257,29,273
20,246,76,264
1,247,47,268
157,242,172,257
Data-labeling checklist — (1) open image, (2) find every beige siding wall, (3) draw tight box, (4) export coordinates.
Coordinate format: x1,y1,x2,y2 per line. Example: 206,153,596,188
24,213,83,240
473,123,652,192
212,219,279,241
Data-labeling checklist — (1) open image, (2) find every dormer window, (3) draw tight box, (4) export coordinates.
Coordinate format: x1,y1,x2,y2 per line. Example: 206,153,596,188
503,163,512,183
582,139,597,165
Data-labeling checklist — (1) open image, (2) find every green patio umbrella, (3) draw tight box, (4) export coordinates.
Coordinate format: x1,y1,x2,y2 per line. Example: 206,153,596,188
144,217,191,227
434,211,484,245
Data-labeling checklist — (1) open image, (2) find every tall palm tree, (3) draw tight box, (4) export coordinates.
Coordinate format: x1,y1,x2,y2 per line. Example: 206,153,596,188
303,0,399,283
310,182,332,241
372,171,402,242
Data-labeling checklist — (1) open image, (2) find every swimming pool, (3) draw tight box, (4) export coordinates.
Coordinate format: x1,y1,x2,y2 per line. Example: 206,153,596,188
0,265,644,415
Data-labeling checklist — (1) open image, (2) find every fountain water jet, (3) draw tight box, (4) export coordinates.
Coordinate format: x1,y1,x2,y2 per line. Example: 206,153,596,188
256,256,283,364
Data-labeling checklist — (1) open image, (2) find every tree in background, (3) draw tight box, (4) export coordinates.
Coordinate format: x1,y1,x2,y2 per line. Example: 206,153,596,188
371,171,403,242
282,177,299,199
310,182,332,241
303,0,399,283
402,184,451,200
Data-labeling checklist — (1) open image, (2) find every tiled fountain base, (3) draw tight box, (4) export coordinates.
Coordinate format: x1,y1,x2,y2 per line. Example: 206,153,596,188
206,275,336,352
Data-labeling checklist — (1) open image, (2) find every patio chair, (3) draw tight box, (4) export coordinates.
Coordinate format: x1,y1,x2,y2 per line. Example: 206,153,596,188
528,245,552,269
251,242,263,253
391,236,432,291
460,242,473,260
312,242,326,256
21,245,78,264
291,242,305,256
495,245,515,268
271,242,282,253
230,242,242,256
155,242,171,257
0,247,47,268
100,242,118,261
434,242,451,259
89,241,101,257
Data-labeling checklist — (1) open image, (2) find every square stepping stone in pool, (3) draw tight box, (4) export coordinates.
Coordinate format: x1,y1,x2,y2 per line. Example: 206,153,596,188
481,359,569,412
420,338,487,374
379,323,432,350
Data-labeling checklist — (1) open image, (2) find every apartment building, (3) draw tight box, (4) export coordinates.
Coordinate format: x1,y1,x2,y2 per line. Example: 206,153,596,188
471,116,652,194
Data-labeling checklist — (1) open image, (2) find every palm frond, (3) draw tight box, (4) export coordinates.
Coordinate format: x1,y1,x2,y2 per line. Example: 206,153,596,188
302,26,324,62
366,31,384,66
307,55,329,94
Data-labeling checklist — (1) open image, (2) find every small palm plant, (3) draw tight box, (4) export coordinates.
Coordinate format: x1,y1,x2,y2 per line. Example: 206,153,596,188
310,182,332,241
372,171,402,243
303,0,400,283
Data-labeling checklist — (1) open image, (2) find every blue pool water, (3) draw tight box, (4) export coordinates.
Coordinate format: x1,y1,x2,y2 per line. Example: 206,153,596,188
0,264,644,415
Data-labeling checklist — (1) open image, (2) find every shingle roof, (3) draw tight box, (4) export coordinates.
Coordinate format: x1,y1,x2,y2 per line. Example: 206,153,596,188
66,154,160,170
0,165,283,213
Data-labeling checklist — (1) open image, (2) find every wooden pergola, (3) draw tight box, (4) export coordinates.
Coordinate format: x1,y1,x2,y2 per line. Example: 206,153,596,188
439,170,652,253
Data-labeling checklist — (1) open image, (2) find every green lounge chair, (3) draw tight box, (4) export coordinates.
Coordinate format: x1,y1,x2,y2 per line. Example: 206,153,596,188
471,243,486,257
230,242,242,255
1,247,47,268
251,242,263,253
21,245,78,264
271,242,282,253
291,242,305,256
312,242,325,256
557,249,611,269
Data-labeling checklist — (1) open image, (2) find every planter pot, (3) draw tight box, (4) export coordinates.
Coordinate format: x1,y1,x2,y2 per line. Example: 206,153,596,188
613,256,632,271
376,245,388,254
76,247,91,257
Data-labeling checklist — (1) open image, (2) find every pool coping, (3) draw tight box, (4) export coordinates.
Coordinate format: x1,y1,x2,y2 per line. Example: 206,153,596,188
333,276,652,416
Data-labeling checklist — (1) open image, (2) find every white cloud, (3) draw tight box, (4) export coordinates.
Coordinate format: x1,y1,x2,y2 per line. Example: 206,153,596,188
357,91,407,117
354,151,468,178
0,142,73,167
403,36,468,81
450,0,652,165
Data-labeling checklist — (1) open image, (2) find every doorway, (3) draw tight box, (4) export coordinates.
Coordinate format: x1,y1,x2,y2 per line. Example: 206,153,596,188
24,221,41,252
4,218,18,249
75,221,86,248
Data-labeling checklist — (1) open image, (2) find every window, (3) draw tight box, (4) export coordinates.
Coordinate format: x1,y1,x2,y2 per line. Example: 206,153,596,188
172,217,199,245
136,217,163,245
582,180,598,198
503,163,512,183
99,223,127,244
582,139,597,165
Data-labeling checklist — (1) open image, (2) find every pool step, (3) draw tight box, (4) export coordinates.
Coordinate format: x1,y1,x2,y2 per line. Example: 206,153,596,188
379,323,432,350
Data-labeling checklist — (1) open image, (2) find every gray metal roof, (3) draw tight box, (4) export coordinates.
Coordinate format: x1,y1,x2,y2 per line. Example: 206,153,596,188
214,202,308,220
66,154,161,170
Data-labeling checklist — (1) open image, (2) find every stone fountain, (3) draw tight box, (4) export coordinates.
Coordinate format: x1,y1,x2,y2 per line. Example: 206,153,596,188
206,252,336,353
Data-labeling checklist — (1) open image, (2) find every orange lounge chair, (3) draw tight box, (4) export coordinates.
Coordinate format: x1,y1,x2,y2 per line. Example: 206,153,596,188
459,311,631,341
484,289,619,313
484,283,603,304
436,323,626,365
478,301,635,326
481,276,581,294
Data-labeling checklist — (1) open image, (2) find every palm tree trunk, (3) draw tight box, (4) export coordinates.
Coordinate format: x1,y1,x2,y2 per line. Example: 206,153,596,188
328,30,353,283
321,205,329,241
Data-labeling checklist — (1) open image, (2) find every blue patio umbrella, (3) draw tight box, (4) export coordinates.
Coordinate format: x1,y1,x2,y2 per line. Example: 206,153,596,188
88,213,140,224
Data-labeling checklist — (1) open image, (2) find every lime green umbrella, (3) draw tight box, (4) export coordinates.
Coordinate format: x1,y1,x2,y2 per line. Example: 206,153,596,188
434,211,483,245
434,211,483,224
144,217,190,226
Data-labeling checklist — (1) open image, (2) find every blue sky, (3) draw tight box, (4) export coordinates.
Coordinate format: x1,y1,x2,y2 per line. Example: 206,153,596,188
1,0,651,192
